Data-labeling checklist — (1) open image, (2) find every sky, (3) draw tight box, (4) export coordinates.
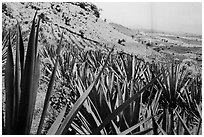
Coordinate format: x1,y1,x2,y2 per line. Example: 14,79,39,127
93,2,202,35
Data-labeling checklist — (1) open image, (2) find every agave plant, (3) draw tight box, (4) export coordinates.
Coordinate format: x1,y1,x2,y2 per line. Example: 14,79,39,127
146,60,202,135
42,42,201,135
4,11,40,134
41,43,165,135
3,11,117,135
3,11,65,135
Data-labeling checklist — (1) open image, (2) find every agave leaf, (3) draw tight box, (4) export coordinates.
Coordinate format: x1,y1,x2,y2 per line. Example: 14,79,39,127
152,89,162,113
176,109,184,135
119,116,153,135
162,106,170,133
113,57,125,78
2,111,6,134
77,111,92,134
18,11,38,134
161,69,170,102
86,97,107,134
133,128,153,135
134,59,141,79
195,102,202,119
168,108,174,135
30,54,40,130
34,17,41,58
100,75,112,112
175,110,191,135
47,105,67,135
123,81,131,125
71,121,86,134
55,47,114,135
2,31,9,51
109,72,114,95
111,121,120,134
117,77,123,107
118,53,127,78
184,88,192,110
37,31,64,134
92,72,162,135
143,67,151,83
127,54,133,81
129,80,134,125
116,78,126,131
5,31,14,134
196,117,202,135
17,22,24,75
169,63,175,101
120,114,130,132
131,86,140,131
76,77,106,134
152,115,167,135
14,23,21,127
97,76,112,119
151,109,158,135
131,55,136,79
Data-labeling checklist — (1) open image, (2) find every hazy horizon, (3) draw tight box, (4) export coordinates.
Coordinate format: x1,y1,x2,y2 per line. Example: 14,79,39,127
94,2,202,35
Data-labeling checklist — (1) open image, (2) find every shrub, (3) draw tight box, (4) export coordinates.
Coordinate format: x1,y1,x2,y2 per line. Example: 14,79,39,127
118,39,126,46
90,3,101,18
79,30,84,37
78,2,87,11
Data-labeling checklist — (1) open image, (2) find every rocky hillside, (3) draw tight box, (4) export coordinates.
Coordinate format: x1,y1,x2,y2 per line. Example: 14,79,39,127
2,2,158,59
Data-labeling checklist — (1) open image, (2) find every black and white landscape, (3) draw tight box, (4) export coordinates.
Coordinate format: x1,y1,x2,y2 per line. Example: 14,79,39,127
2,2,202,135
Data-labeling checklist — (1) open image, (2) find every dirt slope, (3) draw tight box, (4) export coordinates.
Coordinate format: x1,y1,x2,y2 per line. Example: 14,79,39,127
2,2,158,59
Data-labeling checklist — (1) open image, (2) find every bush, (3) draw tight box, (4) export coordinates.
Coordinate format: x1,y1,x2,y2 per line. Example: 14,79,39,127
90,3,101,18
78,2,86,11
79,30,84,37
118,39,125,46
